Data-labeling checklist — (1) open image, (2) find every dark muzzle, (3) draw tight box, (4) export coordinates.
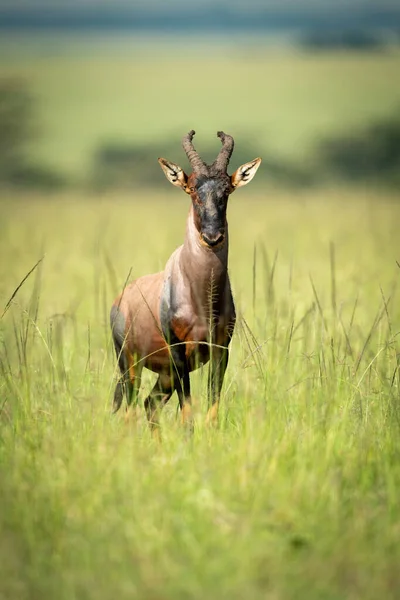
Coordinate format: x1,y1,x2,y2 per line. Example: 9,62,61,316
201,231,225,248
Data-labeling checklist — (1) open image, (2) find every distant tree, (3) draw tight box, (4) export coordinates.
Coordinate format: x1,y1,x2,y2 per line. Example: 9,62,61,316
0,80,65,190
300,29,385,51
318,113,400,186
0,80,34,180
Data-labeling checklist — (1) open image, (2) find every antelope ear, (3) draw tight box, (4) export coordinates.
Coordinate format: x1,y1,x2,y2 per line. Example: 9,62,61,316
231,157,262,189
158,158,188,190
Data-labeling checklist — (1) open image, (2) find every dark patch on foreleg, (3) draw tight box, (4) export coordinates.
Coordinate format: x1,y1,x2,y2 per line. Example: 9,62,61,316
163,316,194,429
206,345,229,425
175,369,193,432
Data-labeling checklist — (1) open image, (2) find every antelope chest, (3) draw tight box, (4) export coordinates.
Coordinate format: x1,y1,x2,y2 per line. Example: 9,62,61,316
160,257,236,368
173,312,231,363
162,299,234,363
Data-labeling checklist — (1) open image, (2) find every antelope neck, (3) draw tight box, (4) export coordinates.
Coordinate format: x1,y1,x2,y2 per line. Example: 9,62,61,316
180,205,229,299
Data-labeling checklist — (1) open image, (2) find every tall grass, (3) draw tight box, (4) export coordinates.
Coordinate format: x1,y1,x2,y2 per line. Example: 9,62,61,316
0,189,399,598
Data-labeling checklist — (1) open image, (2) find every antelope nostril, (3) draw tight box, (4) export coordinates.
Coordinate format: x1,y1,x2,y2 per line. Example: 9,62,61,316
202,233,224,247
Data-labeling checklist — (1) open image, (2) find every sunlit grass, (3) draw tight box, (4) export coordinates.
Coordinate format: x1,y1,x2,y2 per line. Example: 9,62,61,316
0,188,399,598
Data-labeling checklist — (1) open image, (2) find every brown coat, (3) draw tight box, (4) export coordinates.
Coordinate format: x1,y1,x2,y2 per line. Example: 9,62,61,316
110,131,261,433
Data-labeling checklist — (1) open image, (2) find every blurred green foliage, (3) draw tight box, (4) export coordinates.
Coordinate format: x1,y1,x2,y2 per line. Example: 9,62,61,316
318,116,400,186
0,79,65,189
0,80,33,177
0,39,399,192
1,33,400,600
91,113,400,190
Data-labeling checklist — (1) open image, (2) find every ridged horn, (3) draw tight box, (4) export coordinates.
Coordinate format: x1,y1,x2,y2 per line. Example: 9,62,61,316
182,130,207,173
213,131,235,173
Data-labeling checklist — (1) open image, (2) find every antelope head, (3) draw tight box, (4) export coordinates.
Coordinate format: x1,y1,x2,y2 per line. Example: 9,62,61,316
158,131,261,250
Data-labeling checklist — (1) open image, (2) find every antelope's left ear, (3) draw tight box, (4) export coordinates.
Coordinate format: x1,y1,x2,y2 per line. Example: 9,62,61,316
231,158,262,190
158,158,188,190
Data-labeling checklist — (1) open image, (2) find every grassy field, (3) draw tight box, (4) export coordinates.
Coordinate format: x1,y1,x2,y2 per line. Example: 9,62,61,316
1,188,400,599
1,35,400,599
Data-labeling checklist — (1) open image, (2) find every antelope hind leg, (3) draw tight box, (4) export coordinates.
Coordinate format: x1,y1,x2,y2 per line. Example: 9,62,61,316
144,374,174,440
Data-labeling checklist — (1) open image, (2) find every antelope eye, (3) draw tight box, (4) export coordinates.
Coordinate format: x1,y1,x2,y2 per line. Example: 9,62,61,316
189,186,195,193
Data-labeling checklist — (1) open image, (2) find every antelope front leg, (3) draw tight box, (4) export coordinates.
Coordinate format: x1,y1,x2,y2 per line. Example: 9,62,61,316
176,369,193,431
206,346,229,426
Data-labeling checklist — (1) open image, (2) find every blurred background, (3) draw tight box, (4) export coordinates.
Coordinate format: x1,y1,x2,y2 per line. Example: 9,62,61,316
1,5,400,594
0,0,400,193
2,7,400,599
0,0,400,334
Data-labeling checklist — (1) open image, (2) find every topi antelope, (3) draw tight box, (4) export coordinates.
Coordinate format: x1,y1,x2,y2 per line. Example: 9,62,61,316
110,130,261,434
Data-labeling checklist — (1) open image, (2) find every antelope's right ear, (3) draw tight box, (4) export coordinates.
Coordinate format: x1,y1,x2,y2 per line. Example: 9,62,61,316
158,158,188,190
